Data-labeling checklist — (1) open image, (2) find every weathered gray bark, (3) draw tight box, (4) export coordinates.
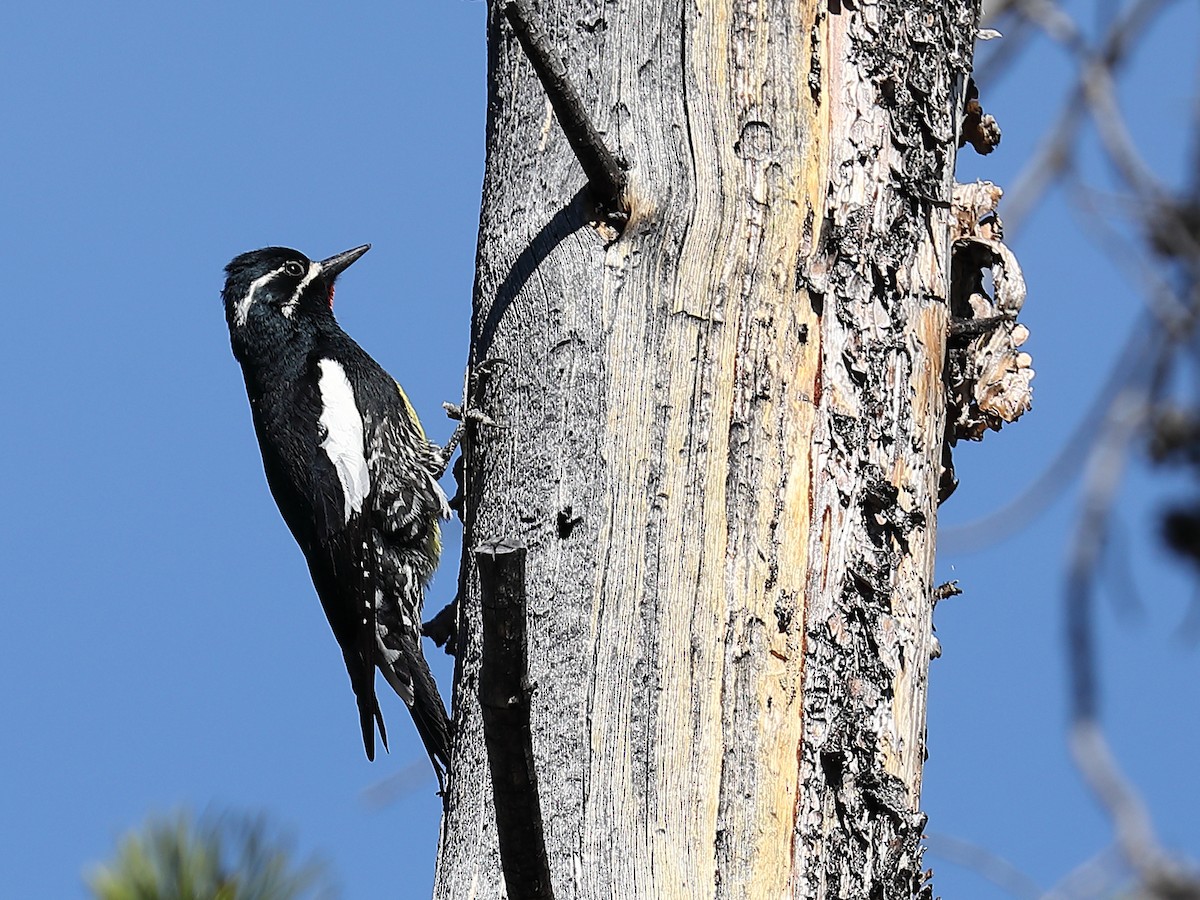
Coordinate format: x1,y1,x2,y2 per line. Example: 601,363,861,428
434,1,981,897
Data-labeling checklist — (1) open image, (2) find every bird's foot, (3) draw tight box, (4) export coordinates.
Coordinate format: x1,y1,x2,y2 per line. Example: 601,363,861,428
437,404,497,477
422,596,459,656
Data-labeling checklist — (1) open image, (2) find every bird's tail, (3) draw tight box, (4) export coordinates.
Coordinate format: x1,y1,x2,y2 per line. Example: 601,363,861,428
407,643,452,790
348,651,388,762
377,634,452,791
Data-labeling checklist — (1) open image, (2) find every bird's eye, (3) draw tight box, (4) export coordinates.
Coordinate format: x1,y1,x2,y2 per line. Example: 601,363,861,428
283,261,306,277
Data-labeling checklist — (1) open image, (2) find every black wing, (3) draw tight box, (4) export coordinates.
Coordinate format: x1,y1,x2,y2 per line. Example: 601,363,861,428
302,352,389,760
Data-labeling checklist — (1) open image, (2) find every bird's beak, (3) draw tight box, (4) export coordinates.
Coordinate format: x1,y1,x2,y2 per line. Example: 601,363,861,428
319,244,371,280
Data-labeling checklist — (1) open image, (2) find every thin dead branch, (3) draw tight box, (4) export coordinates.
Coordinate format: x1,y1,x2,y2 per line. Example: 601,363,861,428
498,0,628,225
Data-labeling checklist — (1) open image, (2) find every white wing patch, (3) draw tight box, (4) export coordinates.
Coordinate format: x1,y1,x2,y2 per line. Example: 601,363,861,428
234,264,288,327
317,359,371,523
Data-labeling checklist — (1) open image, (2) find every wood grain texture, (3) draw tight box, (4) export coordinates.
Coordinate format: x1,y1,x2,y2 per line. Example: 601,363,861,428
434,1,980,897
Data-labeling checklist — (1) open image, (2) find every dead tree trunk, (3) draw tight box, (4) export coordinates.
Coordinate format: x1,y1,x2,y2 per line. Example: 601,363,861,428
434,1,983,896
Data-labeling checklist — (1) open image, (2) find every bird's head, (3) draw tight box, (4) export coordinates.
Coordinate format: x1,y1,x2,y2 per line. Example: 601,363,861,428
222,244,370,358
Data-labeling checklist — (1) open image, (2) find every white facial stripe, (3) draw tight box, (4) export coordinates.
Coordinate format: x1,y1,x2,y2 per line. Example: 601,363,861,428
234,264,288,327
317,358,371,523
282,261,323,319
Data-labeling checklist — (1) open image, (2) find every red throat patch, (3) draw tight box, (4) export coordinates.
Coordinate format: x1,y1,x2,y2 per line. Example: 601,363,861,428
327,286,335,309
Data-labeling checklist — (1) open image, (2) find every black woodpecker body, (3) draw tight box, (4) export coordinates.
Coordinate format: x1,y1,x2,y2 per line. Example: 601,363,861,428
221,244,451,786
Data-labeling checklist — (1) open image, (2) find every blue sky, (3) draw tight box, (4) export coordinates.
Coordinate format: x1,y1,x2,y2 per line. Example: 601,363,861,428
1,1,1195,897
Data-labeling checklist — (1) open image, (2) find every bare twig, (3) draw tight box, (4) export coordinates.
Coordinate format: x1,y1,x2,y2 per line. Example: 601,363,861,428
1002,99,1082,233
498,0,628,224
1069,723,1169,884
359,760,438,810
948,312,1016,339
994,0,1175,232
923,832,1044,899
1063,358,1200,893
1065,386,1150,721
475,538,555,900
1008,0,1086,51
1079,56,1200,272
1065,178,1195,333
1041,845,1127,899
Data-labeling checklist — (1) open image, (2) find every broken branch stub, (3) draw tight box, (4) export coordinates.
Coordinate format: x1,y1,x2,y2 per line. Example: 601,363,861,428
947,180,1034,442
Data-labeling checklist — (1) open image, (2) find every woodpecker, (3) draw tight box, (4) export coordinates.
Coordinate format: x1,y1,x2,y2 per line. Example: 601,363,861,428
221,244,451,786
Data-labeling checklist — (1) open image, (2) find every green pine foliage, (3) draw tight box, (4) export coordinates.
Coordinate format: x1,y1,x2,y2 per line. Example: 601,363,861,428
87,811,331,900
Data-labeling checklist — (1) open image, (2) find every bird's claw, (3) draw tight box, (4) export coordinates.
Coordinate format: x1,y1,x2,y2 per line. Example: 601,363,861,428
443,402,496,428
